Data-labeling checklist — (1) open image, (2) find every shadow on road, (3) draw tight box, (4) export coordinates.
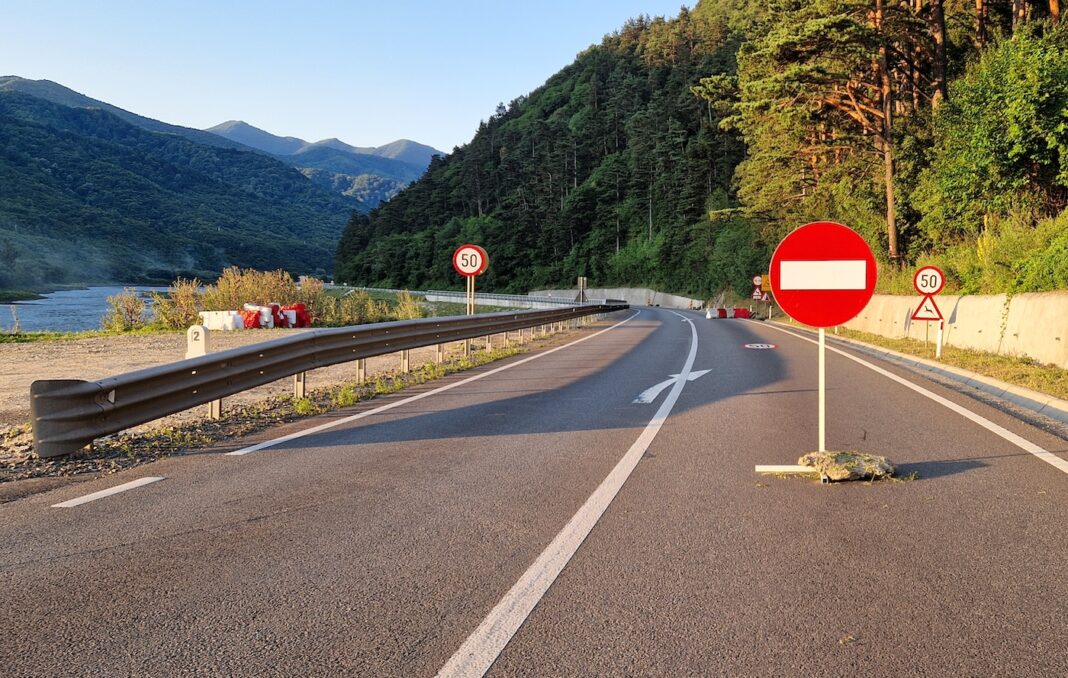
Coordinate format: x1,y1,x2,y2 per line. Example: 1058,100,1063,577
283,309,789,448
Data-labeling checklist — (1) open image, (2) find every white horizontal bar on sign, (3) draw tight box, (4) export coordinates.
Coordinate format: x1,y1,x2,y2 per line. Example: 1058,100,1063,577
779,260,867,290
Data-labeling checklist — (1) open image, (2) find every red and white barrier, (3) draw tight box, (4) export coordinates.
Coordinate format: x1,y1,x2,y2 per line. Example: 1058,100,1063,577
705,308,751,319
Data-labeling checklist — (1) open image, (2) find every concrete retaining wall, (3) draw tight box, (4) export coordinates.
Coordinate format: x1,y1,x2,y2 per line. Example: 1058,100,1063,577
529,288,703,309
845,292,1068,369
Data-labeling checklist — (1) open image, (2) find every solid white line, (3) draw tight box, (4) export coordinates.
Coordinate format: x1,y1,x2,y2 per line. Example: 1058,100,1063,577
228,311,641,455
51,477,165,508
437,310,698,678
758,322,1068,476
779,260,867,290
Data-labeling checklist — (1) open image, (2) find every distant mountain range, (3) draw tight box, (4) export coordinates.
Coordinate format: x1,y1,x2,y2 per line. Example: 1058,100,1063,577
207,120,440,167
206,120,441,206
0,76,444,288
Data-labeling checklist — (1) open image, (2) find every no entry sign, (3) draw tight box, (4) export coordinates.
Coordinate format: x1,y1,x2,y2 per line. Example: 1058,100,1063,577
452,244,489,277
769,222,877,328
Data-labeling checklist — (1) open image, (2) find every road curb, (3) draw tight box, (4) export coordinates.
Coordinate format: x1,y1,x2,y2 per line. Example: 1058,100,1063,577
766,320,1068,428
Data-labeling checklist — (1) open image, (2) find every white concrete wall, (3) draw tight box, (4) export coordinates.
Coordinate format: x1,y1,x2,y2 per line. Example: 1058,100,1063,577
844,292,1068,369
529,288,703,309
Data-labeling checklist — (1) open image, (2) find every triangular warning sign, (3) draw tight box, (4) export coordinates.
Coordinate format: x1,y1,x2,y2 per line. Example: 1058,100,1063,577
761,292,770,302
911,294,943,321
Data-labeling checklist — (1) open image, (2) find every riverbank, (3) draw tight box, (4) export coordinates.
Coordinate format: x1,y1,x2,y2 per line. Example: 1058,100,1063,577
0,290,43,303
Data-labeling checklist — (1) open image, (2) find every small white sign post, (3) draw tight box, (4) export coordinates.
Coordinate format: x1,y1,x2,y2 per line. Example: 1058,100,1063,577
186,325,222,419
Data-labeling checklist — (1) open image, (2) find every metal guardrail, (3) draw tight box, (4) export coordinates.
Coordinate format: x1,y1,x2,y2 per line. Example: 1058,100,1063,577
30,304,627,458
343,286,596,307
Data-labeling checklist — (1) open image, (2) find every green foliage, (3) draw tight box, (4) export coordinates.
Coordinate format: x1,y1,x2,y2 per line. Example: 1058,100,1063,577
917,23,1068,241
102,288,147,331
292,397,323,417
393,290,423,320
141,268,424,330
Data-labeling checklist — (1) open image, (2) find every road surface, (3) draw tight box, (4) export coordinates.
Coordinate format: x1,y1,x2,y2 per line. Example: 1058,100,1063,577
3,307,1067,676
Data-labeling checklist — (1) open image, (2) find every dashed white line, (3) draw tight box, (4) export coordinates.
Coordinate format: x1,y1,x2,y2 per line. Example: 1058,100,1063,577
436,310,698,678
51,477,165,508
759,322,1068,476
228,311,641,455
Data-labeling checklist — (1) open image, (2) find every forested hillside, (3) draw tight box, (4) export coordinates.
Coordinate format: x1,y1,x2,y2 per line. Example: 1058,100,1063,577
336,0,1068,297
0,92,357,287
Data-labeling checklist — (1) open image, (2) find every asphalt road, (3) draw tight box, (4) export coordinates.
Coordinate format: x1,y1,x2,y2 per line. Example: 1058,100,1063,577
3,307,1068,676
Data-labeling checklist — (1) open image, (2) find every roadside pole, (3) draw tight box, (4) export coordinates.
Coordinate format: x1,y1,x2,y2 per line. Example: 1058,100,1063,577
818,328,826,452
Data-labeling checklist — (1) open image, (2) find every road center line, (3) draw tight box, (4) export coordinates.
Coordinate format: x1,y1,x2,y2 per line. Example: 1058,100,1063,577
228,311,641,455
51,477,165,508
757,322,1068,475
436,310,698,678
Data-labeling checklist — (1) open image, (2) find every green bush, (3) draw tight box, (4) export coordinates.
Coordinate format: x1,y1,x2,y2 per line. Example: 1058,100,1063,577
102,289,147,331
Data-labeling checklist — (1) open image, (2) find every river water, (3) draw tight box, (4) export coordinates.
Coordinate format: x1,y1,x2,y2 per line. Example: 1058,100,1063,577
4,286,169,332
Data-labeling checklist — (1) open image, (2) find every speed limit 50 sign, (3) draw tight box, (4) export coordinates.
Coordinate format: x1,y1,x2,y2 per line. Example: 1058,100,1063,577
912,265,945,322
452,244,489,277
913,266,945,296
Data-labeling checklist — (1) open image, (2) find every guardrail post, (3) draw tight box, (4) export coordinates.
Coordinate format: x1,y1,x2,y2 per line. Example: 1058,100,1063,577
464,339,471,357
356,358,366,382
401,349,410,373
435,343,444,364
485,334,492,350
294,371,306,399
209,399,222,420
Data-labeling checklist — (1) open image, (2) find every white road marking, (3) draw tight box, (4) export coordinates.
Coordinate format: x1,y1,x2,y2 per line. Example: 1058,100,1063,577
633,369,711,404
779,260,867,290
758,322,1068,476
437,310,698,678
51,477,164,508
228,311,641,455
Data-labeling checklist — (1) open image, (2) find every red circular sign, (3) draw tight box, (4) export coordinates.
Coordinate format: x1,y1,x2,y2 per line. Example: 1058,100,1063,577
769,222,877,328
452,244,489,277
913,265,945,295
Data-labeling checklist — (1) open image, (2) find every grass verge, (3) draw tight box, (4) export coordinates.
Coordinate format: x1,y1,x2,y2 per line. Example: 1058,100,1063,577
0,345,525,484
777,320,1068,402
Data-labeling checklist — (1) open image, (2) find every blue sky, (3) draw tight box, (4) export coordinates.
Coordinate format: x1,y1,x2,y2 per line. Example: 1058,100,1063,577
2,1,692,152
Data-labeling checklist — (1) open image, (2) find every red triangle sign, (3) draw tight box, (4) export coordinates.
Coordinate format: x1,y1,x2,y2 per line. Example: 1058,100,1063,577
911,294,943,321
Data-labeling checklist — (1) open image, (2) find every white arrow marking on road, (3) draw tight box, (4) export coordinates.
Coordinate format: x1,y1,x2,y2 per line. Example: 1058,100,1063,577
632,369,710,404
